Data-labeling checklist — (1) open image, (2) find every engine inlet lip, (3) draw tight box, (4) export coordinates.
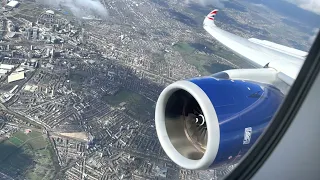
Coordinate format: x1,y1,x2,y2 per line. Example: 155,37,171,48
155,80,220,170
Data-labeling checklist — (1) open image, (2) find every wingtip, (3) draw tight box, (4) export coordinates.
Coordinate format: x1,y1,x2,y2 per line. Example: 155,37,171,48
207,9,219,21
204,9,219,26
210,9,219,15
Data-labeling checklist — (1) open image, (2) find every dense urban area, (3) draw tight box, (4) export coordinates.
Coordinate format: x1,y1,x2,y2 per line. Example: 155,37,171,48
0,0,316,179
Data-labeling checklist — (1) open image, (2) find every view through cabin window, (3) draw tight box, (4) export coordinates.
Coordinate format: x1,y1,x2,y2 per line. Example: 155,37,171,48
0,0,318,179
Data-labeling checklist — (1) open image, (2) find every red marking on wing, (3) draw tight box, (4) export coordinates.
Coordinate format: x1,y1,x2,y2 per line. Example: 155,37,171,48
210,10,218,14
208,17,214,20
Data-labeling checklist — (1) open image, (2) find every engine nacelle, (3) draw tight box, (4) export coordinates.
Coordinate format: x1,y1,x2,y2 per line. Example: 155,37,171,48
155,76,284,170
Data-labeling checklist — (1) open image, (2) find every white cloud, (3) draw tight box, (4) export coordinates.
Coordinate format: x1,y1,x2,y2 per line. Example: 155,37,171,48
199,0,226,7
286,0,320,14
36,0,108,18
309,28,319,44
183,0,226,8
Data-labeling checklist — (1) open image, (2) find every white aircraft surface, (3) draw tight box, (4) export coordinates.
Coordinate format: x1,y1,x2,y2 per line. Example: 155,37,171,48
203,9,307,87
154,9,309,170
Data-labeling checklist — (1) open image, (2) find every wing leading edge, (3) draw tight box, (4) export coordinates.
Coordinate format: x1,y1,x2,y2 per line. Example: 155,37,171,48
203,9,307,84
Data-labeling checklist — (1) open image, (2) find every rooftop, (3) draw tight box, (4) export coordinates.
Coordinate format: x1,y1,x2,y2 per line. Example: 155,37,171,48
0,64,15,70
46,10,54,15
7,1,19,8
8,71,25,83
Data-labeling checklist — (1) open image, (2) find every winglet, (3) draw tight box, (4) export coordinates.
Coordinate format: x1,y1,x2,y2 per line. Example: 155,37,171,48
203,9,218,26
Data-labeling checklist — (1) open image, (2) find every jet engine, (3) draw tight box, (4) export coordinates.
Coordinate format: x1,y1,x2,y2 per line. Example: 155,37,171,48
155,71,284,170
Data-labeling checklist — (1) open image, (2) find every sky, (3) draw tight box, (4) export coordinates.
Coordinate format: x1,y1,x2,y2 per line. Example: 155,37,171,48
286,0,320,14
186,0,320,15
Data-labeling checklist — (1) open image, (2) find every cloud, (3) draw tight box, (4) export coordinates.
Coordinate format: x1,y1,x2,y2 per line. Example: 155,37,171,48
286,0,320,14
309,28,319,44
200,0,226,7
36,0,108,18
183,0,226,8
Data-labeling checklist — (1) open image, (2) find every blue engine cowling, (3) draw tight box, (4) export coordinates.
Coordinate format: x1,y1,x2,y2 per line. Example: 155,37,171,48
155,76,284,170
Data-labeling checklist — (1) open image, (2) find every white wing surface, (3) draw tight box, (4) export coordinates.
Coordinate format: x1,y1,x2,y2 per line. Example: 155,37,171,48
203,10,307,84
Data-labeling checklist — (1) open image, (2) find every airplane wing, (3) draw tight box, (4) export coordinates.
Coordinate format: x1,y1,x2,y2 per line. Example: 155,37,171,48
203,10,307,85
155,9,310,171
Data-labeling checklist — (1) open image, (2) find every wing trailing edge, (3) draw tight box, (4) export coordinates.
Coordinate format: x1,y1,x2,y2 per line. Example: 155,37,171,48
203,9,306,84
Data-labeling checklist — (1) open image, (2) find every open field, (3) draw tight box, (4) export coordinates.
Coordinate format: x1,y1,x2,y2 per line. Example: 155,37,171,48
28,137,47,150
0,140,17,161
102,89,155,119
8,137,24,147
102,89,139,106
13,131,30,142
0,130,56,179
58,132,89,141
26,130,43,138
173,41,240,75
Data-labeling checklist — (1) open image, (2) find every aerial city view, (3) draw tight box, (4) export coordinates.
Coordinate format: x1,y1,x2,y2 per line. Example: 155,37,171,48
0,0,318,179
